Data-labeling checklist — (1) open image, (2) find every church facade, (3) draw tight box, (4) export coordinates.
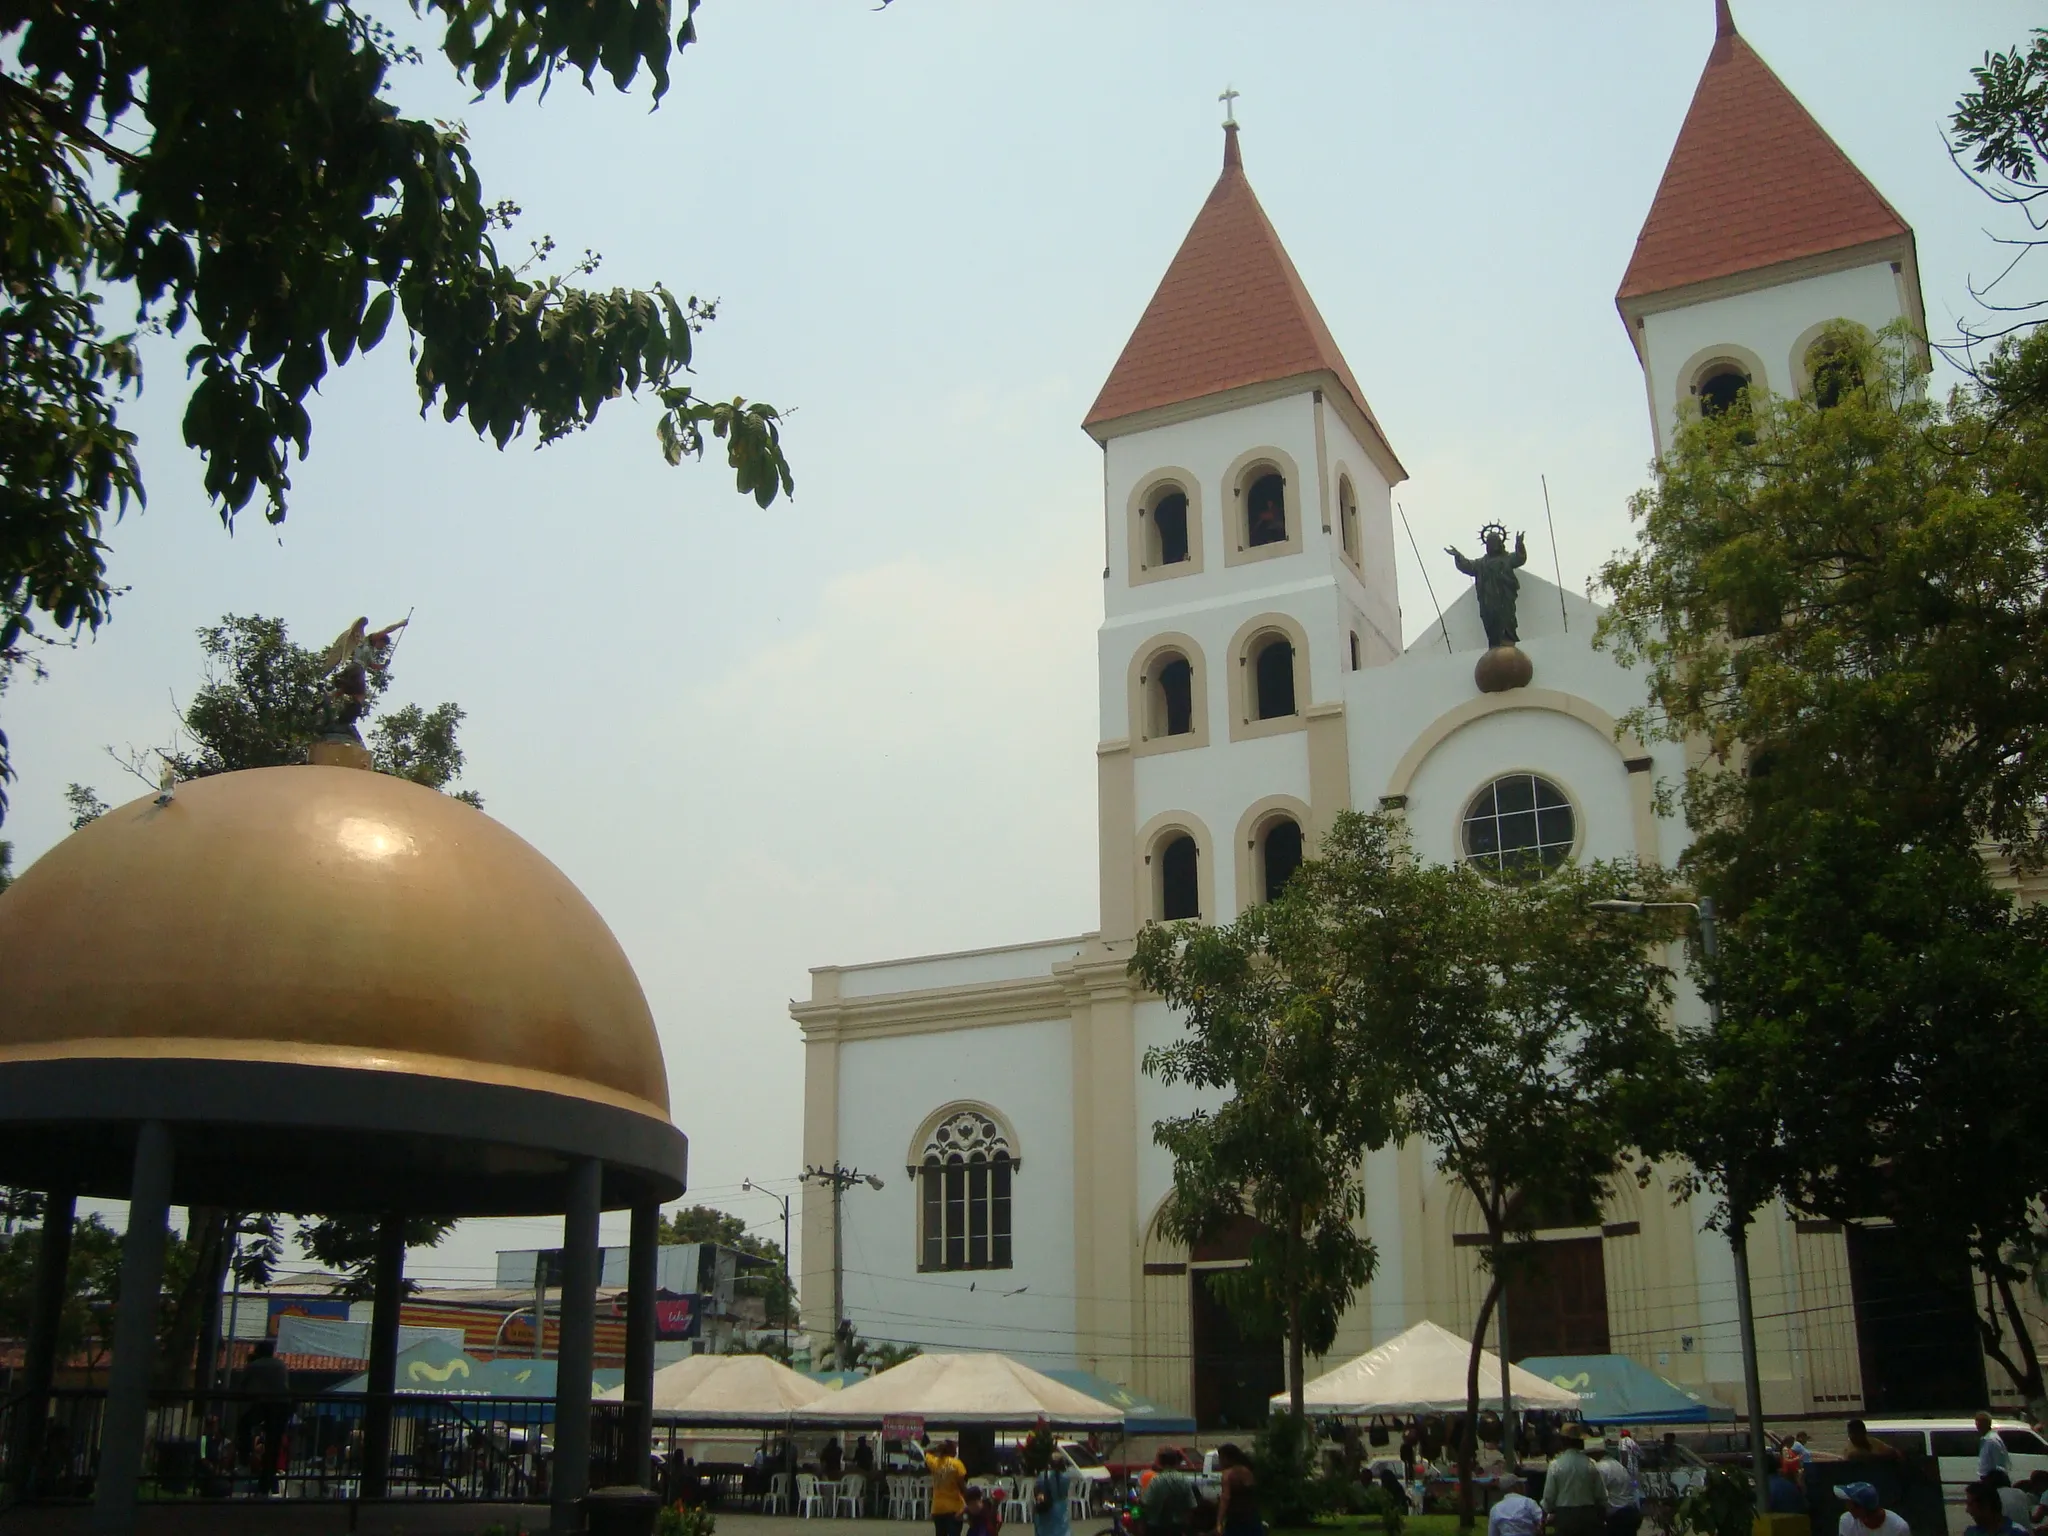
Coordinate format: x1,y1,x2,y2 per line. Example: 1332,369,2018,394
793,8,2024,1423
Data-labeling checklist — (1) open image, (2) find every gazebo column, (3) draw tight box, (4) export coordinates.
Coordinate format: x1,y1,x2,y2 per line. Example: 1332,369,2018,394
93,1121,174,1535
12,1184,76,1499
551,1158,602,1534
624,1199,659,1487
360,1215,406,1499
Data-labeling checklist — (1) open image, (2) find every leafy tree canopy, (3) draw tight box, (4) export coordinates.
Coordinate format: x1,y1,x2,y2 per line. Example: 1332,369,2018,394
0,0,795,819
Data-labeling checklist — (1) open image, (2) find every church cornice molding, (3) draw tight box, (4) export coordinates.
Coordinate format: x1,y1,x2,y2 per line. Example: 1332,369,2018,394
793,969,1105,1043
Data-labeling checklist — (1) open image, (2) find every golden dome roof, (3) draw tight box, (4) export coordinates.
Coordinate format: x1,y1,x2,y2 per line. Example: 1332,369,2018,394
0,766,671,1122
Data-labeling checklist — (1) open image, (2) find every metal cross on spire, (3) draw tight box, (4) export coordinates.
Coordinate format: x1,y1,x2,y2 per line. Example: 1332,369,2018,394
1219,85,1240,128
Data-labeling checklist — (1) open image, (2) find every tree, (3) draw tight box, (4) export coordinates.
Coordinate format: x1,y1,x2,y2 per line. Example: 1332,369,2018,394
1131,868,1396,1426
1220,813,1678,1527
661,1203,795,1331
1947,28,2048,348
1598,321,2048,1405
0,0,796,822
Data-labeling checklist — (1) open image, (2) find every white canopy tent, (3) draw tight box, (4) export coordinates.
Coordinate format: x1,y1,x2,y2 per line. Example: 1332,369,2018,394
596,1353,832,1426
793,1352,1125,1430
1277,1320,1583,1416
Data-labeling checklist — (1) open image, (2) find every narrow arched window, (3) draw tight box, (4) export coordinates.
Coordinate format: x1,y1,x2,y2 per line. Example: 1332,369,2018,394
918,1108,1014,1272
1161,835,1200,920
1349,632,1361,671
1338,477,1358,558
1261,818,1304,903
1696,364,1749,418
1246,472,1287,547
1152,491,1191,565
1805,335,1863,409
1158,657,1194,736
1254,637,1296,719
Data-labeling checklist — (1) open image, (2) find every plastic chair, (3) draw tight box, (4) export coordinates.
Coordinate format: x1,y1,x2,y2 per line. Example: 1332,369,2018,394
911,1477,932,1520
797,1473,827,1518
1069,1480,1092,1521
836,1478,865,1519
764,1473,791,1515
1003,1479,1032,1524
890,1475,915,1520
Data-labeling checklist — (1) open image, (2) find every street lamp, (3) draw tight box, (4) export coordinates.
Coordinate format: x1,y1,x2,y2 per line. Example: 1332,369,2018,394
742,1178,794,1361
1590,895,1769,1515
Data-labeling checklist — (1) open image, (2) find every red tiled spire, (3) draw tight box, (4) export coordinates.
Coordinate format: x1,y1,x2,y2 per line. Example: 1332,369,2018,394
1085,127,1400,473
1616,4,1911,302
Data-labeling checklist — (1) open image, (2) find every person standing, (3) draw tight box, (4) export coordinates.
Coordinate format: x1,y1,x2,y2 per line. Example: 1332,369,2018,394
927,1438,969,1536
1836,1482,1911,1536
1965,1480,2030,1536
1142,1448,1198,1536
1035,1450,1076,1536
1541,1431,1605,1536
1488,1474,1543,1536
965,1485,1006,1536
1981,1416,2013,1482
1215,1444,1261,1536
1844,1422,1902,1463
1595,1442,1641,1536
242,1339,293,1496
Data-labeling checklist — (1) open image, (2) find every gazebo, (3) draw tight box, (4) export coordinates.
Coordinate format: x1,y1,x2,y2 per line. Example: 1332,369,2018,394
0,763,689,1533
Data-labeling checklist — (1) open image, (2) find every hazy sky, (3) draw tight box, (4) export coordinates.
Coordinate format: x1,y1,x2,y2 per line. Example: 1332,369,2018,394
5,2,2034,1288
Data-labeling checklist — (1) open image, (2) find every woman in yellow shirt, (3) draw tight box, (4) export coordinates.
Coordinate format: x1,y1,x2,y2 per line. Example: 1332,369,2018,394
928,1438,969,1536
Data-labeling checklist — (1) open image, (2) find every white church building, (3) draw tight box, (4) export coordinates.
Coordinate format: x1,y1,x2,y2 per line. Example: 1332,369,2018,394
793,7,2008,1426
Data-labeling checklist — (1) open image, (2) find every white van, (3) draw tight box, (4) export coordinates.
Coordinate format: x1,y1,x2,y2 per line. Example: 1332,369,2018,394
1858,1419,2048,1536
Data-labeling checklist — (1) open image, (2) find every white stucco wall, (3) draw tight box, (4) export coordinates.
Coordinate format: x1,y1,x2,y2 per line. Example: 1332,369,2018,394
1132,997,1230,1239
1638,259,1908,455
832,1019,1079,1367
833,936,1086,999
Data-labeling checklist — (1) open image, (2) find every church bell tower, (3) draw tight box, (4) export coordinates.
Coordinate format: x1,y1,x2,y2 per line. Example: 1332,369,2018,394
1084,118,1406,941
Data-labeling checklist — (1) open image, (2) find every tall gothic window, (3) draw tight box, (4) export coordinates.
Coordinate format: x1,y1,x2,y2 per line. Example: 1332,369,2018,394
918,1108,1015,1271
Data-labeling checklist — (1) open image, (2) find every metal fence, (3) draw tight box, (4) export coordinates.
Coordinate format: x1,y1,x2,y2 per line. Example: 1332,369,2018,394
3,1388,636,1504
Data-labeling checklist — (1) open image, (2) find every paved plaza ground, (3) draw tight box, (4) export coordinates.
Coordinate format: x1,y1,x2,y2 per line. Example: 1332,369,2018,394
0,1507,1125,1536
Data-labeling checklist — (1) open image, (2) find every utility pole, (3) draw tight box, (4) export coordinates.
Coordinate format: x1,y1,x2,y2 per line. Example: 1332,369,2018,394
743,1179,794,1361
801,1164,884,1361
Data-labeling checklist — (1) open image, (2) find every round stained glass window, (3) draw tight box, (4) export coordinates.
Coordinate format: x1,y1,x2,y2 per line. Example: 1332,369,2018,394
1462,774,1574,878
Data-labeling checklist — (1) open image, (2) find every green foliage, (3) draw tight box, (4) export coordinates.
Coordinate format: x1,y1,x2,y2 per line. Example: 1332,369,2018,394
0,839,11,891
1133,837,1398,1411
1254,1411,1328,1529
657,1505,716,1536
1598,320,2048,1400
295,1214,457,1300
0,0,793,820
1020,1418,1056,1474
62,783,107,828
0,1213,122,1370
1148,812,1681,1511
1675,1468,1754,1536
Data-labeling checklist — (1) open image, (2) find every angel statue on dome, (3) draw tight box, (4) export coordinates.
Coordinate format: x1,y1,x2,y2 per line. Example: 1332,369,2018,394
1446,524,1528,649
316,614,409,742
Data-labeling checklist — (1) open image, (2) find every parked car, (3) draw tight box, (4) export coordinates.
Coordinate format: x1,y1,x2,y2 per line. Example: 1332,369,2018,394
1857,1419,2048,1536
1666,1428,1785,1469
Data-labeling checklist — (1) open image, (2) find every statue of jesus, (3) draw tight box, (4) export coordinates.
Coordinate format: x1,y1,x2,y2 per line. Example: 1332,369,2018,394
1446,524,1528,649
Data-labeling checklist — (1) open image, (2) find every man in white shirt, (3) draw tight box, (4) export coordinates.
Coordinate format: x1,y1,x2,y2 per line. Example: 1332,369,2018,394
1595,1445,1640,1536
1835,1481,1911,1536
1488,1475,1542,1536
1980,1415,2013,1482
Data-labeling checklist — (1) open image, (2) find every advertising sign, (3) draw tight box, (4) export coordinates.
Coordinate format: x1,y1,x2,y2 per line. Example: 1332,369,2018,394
882,1415,925,1443
653,1295,701,1341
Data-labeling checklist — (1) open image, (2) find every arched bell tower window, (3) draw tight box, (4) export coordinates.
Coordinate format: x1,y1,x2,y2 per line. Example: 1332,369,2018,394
1246,472,1287,547
1160,834,1200,920
1337,476,1359,560
1150,489,1191,566
1155,656,1194,737
1695,362,1750,418
1254,637,1296,719
1259,818,1304,903
910,1105,1017,1272
1804,334,1864,409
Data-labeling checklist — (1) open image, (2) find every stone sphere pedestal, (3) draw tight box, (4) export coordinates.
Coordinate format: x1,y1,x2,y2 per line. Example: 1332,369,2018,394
309,738,372,770
1474,644,1533,693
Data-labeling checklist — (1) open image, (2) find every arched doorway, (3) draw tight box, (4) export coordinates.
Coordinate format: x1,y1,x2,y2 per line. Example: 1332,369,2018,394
1190,1213,1284,1429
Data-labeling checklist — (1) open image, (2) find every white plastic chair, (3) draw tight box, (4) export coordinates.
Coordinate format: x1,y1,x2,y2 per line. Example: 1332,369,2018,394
1069,1478,1092,1522
764,1473,791,1515
797,1473,827,1518
1004,1479,1032,1525
911,1477,932,1520
835,1478,865,1519
890,1475,916,1520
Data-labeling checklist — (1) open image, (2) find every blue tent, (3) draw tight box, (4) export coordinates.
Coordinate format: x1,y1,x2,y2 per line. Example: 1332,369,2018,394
1042,1370,1195,1435
1516,1355,1728,1425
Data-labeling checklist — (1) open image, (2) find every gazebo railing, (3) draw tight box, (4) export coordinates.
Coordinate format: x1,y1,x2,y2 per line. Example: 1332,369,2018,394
0,1389,636,1504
